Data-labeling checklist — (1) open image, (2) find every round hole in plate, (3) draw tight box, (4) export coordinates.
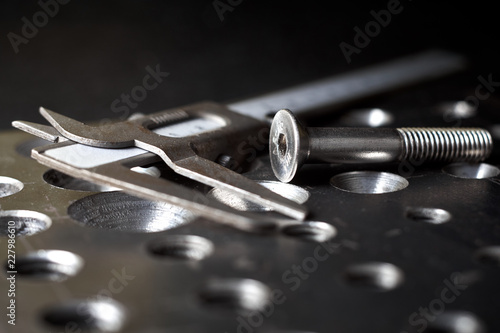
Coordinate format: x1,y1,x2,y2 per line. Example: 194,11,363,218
68,191,196,233
331,171,408,194
405,207,451,224
43,169,119,192
148,235,214,260
343,262,404,291
0,176,24,198
15,137,52,158
8,250,83,282
282,221,337,242
208,180,310,212
443,163,500,179
0,210,51,236
338,108,394,127
474,246,500,266
199,278,271,313
43,298,127,332
437,100,478,120
425,311,485,333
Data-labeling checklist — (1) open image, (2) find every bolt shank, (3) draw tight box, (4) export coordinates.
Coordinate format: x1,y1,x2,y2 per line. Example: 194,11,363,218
307,128,402,164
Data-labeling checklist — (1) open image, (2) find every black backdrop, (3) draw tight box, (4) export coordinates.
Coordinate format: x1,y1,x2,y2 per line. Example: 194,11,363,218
0,1,498,130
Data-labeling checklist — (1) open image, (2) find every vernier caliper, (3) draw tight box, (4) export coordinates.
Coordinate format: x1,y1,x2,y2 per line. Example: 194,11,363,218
12,50,465,232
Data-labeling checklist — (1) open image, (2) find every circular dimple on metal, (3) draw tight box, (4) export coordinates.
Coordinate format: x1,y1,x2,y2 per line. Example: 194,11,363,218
43,169,119,192
147,235,214,260
343,262,404,291
68,191,196,233
0,210,52,236
330,171,409,194
443,163,500,179
282,221,337,242
474,246,500,266
9,250,83,282
199,278,271,312
338,108,394,127
208,180,310,212
15,137,52,158
405,207,452,224
425,311,485,333
437,100,478,120
0,176,24,198
42,299,127,332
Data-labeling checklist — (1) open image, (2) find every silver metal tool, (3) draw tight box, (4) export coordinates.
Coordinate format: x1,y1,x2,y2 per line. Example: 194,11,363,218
13,50,466,229
14,104,301,234
270,109,493,182
37,104,307,220
227,49,465,118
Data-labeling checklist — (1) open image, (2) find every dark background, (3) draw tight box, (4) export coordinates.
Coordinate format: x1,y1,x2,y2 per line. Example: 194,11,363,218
0,1,498,130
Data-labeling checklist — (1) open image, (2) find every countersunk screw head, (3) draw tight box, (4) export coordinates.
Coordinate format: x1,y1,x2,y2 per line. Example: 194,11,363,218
269,109,309,183
269,109,493,183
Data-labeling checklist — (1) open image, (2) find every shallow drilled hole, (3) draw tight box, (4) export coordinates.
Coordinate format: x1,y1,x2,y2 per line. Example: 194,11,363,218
9,250,83,282
43,169,119,192
0,210,51,236
148,235,214,260
208,180,310,212
282,221,337,242
15,137,52,158
405,207,452,224
331,171,409,194
443,163,500,179
338,108,394,127
42,299,126,332
68,191,196,233
199,278,271,312
474,246,500,266
437,100,478,120
343,262,404,291
0,176,24,198
425,311,485,333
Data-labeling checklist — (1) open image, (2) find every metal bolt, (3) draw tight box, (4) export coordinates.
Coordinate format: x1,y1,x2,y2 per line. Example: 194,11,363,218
269,109,493,182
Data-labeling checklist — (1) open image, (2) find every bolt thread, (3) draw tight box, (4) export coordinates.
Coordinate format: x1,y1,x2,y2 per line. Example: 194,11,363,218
397,127,493,162
149,110,189,126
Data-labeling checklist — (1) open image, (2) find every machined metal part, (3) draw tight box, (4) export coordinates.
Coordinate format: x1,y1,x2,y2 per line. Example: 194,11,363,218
227,49,465,119
270,109,493,182
35,103,307,221
13,120,301,234
2,125,500,332
11,49,467,227
11,120,69,144
31,142,292,234
1,47,500,332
